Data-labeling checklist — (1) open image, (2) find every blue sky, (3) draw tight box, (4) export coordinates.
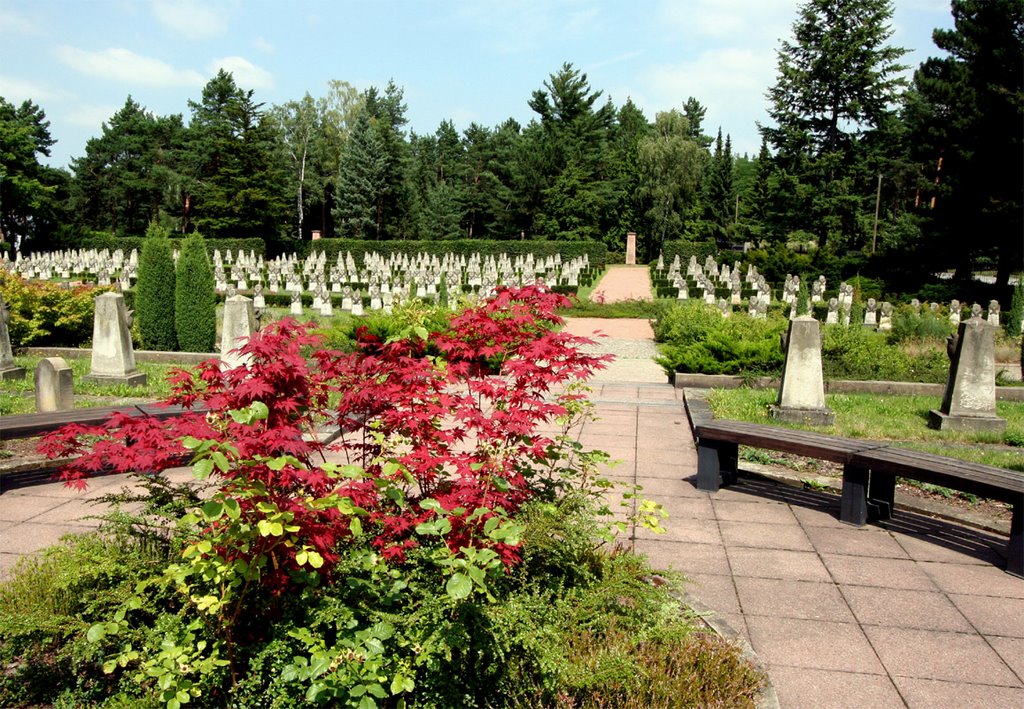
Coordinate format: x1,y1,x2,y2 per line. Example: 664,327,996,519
1,0,955,169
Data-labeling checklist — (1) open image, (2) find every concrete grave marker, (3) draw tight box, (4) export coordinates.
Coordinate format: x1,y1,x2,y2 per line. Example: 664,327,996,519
35,356,73,412
929,313,1006,433
84,292,147,386
771,316,834,426
220,295,257,369
0,293,26,380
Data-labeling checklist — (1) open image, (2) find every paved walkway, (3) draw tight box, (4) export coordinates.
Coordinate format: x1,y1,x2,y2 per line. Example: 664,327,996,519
590,264,654,302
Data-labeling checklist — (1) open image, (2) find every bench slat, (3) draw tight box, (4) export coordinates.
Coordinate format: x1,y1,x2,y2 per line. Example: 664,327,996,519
0,403,206,440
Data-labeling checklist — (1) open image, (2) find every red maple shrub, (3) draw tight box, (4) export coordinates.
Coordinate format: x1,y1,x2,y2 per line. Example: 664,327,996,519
39,285,610,592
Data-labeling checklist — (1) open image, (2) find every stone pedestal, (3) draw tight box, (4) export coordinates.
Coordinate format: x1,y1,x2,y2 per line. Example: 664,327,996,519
625,232,637,265
928,316,1006,433
771,316,835,426
220,295,256,369
84,292,147,386
35,356,73,412
0,293,25,381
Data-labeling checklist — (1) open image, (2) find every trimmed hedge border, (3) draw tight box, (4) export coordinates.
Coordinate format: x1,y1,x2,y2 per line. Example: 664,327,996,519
301,239,608,266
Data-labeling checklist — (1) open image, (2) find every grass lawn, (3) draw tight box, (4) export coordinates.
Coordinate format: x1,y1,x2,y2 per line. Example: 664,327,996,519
706,388,1024,472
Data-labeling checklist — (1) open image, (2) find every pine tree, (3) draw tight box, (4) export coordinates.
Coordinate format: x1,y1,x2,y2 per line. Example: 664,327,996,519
135,222,178,351
174,231,216,353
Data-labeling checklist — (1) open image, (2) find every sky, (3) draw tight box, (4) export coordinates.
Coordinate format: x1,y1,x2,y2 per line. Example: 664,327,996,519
1,0,956,169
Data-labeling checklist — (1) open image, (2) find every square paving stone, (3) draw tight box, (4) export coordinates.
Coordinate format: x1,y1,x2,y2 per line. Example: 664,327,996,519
634,515,722,545
791,504,849,529
949,594,1024,638
712,498,800,525
767,667,904,709
719,520,814,552
727,548,832,582
987,636,1024,680
821,554,939,591
891,530,1006,567
746,617,884,673
892,676,1024,708
632,476,707,499
865,626,1020,685
735,577,854,622
844,586,973,633
919,561,1024,599
633,539,731,576
3,523,86,554
642,494,715,520
803,524,910,559
0,494,60,522
682,571,740,614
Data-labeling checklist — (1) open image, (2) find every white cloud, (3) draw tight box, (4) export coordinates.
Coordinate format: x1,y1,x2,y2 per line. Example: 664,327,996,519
64,102,122,129
253,36,276,53
0,8,37,36
207,56,274,90
55,46,206,87
656,0,793,44
150,0,230,40
0,75,68,103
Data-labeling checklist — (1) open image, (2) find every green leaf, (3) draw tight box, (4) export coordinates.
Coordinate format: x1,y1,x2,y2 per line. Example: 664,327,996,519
250,401,269,420
192,458,213,479
210,451,229,472
349,517,363,537
222,498,241,520
446,572,472,600
419,498,442,511
167,699,181,709
87,623,107,643
390,673,414,695
201,501,223,520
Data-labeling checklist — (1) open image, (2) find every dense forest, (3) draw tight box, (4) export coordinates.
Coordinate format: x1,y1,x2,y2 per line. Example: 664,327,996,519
0,0,1020,289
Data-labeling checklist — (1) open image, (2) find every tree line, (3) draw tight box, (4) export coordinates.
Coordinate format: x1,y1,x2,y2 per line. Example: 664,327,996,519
0,0,1020,287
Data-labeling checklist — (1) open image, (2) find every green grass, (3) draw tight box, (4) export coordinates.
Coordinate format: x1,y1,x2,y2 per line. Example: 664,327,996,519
706,388,1024,471
559,298,664,319
0,355,184,414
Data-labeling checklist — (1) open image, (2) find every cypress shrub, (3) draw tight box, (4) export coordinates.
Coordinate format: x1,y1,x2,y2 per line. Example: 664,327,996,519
175,232,217,353
135,223,177,351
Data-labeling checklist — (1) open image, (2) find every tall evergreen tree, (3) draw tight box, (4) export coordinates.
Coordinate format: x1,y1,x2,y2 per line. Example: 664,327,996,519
71,97,184,236
762,0,908,247
183,71,289,241
0,97,60,251
905,0,1023,287
135,222,177,351
702,128,735,243
174,231,216,353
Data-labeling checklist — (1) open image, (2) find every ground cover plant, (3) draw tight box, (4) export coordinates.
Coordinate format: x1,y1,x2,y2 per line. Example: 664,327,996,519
1,285,764,708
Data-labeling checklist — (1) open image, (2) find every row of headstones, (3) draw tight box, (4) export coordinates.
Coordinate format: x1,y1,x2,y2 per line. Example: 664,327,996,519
775,313,1006,433
654,253,1012,330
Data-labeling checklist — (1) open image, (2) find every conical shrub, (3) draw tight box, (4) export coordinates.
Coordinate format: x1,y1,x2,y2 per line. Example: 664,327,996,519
175,232,216,353
135,222,177,351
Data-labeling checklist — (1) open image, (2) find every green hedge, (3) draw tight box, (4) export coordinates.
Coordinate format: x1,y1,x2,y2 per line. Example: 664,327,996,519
302,239,608,267
658,240,721,267
80,235,267,259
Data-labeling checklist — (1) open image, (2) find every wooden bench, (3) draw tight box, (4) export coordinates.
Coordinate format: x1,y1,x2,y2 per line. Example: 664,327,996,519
683,391,1024,577
1,403,204,441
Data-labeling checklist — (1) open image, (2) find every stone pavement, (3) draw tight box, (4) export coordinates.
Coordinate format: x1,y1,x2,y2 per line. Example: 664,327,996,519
590,264,654,302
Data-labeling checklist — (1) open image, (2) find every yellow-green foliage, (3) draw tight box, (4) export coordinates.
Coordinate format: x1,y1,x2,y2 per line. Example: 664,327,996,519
0,271,106,347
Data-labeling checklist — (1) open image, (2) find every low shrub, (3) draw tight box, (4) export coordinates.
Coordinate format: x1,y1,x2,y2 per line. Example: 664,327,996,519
653,302,785,376
822,325,948,383
0,272,108,347
888,307,954,344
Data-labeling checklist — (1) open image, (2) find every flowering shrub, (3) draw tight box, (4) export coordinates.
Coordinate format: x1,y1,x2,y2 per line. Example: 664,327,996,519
39,285,644,705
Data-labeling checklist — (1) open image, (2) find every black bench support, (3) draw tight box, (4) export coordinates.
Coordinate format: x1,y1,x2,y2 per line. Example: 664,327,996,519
696,439,738,492
840,464,870,526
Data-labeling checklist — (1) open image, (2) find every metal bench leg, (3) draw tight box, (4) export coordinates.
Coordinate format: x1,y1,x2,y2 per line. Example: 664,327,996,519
696,440,736,492
840,464,869,526
868,472,896,521
1008,497,1023,578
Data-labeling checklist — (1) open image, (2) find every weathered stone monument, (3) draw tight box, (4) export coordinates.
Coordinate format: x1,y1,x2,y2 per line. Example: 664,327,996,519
771,316,835,426
0,293,25,380
84,292,147,386
625,232,637,265
35,356,73,412
220,295,256,369
928,313,1006,433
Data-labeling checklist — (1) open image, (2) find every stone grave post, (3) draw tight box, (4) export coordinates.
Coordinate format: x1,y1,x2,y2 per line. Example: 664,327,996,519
220,295,256,369
949,300,961,326
35,356,73,412
987,300,1001,327
878,302,893,331
84,292,147,386
770,316,835,426
863,298,877,327
825,297,839,325
625,232,637,265
928,312,1006,433
0,293,26,380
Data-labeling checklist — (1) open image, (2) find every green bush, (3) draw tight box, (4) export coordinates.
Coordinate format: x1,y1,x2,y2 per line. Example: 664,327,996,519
1005,283,1024,338
888,307,954,344
822,324,948,383
174,232,217,353
135,223,178,351
653,302,786,376
0,272,104,347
